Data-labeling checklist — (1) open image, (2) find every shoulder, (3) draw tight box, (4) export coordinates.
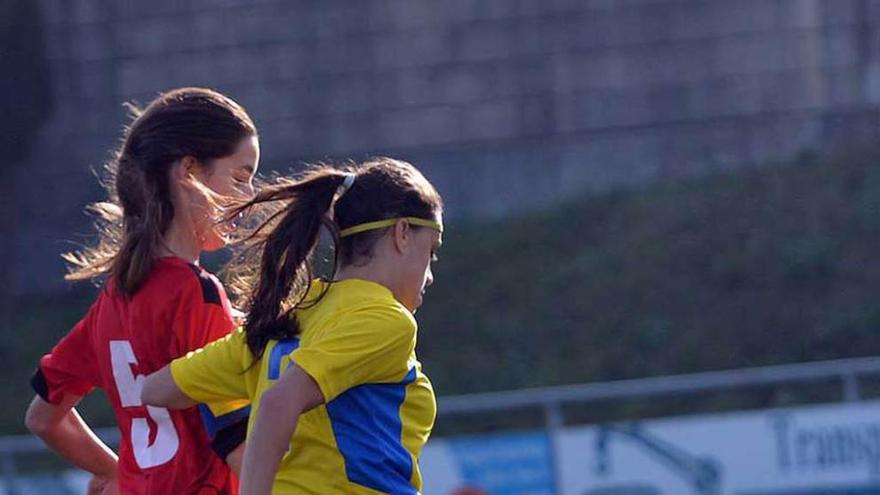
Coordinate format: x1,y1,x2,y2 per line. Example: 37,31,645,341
182,263,224,307
331,280,416,332
151,259,226,307
340,300,417,340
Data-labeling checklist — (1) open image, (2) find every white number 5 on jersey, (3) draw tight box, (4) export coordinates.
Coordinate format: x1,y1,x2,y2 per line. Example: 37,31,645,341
109,340,180,468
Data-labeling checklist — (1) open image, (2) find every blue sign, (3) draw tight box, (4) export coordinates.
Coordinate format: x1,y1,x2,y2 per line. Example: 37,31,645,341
448,431,555,495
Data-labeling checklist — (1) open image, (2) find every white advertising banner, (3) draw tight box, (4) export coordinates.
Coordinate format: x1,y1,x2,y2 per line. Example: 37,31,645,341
422,400,880,495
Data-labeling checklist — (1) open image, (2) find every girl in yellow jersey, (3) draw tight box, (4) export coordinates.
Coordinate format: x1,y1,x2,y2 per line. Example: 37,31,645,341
141,158,443,495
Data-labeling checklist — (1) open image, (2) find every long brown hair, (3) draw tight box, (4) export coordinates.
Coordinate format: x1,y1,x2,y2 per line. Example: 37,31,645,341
227,158,443,359
63,87,256,296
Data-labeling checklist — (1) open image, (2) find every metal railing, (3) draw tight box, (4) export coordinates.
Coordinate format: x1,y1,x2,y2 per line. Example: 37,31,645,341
438,356,880,494
440,355,880,414
3,356,880,493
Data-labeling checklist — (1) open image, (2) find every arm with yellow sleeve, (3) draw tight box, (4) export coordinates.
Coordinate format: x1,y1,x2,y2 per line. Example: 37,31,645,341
143,329,253,468
169,328,252,404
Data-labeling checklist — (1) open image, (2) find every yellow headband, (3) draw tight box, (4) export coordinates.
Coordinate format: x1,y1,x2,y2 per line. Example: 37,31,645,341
339,217,443,238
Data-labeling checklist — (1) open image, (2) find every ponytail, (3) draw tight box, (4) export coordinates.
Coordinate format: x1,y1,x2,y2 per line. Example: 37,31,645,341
227,168,349,359
64,147,176,295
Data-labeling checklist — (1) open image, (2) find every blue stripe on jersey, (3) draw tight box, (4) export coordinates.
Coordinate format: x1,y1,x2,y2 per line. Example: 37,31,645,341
326,367,418,494
268,338,300,380
198,403,251,437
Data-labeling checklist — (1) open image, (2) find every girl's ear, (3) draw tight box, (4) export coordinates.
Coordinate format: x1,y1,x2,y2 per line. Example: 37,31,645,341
392,219,411,255
175,156,203,190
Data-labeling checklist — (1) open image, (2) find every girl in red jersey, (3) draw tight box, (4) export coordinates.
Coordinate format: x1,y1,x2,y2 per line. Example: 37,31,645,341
24,87,259,495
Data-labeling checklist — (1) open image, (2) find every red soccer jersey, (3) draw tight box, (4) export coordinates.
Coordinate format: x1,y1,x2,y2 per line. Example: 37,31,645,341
33,257,242,495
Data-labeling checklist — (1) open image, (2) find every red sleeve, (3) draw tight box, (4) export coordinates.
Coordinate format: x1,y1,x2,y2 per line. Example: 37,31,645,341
170,267,236,357
33,300,101,404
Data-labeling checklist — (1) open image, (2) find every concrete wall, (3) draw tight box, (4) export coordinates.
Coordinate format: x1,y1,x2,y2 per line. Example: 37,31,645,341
18,0,880,293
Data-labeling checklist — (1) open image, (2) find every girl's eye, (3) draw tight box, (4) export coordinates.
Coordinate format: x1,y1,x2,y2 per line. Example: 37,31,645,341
232,177,252,190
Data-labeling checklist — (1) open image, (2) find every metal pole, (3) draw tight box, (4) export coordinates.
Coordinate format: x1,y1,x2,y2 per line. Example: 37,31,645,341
842,373,861,402
1,450,18,495
545,402,565,495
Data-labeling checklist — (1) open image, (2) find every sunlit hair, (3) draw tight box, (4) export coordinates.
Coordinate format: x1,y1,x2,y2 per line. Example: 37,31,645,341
63,87,256,296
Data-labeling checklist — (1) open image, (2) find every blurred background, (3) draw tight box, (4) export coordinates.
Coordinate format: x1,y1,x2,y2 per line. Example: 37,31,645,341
4,0,880,493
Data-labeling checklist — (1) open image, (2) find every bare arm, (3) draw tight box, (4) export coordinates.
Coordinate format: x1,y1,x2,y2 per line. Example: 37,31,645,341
141,365,197,409
24,394,118,478
239,364,324,495
226,442,245,475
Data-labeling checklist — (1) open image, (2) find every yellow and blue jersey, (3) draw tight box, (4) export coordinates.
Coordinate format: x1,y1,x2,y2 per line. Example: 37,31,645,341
170,278,437,494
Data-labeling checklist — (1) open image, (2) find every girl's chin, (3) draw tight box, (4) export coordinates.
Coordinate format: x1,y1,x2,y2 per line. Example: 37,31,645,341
408,294,423,314
201,233,228,252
